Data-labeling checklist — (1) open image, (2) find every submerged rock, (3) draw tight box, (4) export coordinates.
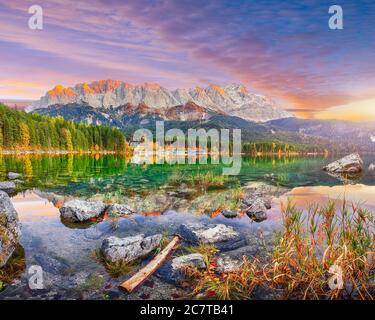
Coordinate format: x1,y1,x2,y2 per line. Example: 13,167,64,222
101,234,162,263
216,245,258,273
7,172,22,180
323,153,363,174
34,254,69,275
0,191,21,267
0,181,16,195
59,200,107,222
156,253,206,284
178,223,246,251
106,203,135,216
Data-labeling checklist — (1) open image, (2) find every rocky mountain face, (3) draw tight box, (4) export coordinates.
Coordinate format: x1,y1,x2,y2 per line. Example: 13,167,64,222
29,80,292,122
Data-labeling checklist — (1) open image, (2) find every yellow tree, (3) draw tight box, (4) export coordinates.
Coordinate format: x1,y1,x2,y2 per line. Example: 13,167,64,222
61,128,73,152
0,129,3,150
19,122,30,149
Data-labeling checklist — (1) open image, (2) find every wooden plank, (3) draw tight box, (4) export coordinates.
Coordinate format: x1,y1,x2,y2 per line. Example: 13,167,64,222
119,235,180,293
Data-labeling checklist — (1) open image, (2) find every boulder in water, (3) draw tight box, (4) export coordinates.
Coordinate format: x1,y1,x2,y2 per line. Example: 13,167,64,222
59,200,107,222
323,153,363,174
101,234,162,263
178,223,246,251
244,198,268,222
0,181,16,195
0,191,21,267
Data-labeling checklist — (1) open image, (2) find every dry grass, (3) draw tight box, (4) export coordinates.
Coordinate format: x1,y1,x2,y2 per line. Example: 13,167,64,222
270,199,374,299
187,257,263,300
0,245,26,288
186,199,374,300
185,243,219,270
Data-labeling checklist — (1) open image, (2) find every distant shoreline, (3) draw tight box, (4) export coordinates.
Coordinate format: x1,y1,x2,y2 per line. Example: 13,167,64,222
0,150,121,155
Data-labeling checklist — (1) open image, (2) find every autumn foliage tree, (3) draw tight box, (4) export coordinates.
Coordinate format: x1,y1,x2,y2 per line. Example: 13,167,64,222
19,122,30,149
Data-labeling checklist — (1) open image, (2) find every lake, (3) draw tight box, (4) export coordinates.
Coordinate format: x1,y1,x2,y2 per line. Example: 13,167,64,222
1,154,374,299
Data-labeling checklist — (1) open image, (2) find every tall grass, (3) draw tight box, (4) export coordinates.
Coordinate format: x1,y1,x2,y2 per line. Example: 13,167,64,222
186,199,374,300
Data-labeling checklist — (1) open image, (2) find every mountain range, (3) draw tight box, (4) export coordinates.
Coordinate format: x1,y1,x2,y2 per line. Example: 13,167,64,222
29,80,292,122
29,80,375,152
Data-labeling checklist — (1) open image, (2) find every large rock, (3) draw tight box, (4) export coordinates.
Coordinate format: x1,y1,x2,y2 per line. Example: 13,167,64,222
216,245,258,273
0,181,16,195
244,198,268,222
101,234,162,263
178,223,246,251
7,172,22,180
0,191,21,267
156,253,206,284
59,200,107,222
323,153,363,174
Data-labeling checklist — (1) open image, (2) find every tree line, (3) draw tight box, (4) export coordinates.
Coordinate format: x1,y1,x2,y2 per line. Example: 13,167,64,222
0,103,126,152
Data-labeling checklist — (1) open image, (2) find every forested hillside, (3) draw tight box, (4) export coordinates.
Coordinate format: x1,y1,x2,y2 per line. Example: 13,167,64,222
0,103,126,152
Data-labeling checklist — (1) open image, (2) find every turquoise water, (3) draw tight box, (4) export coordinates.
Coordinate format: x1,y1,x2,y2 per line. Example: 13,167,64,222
1,154,375,197
1,154,374,299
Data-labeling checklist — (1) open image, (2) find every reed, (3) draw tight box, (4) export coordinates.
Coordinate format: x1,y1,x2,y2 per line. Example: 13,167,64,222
186,199,374,300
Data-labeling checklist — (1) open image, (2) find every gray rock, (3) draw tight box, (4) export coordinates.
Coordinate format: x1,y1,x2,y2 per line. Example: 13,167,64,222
243,195,271,209
101,234,162,263
156,253,206,284
106,203,135,216
323,153,363,173
178,223,246,251
245,198,268,222
0,181,16,195
216,245,258,273
7,172,22,180
59,200,107,222
34,254,69,275
0,191,21,267
368,163,375,171
221,210,238,218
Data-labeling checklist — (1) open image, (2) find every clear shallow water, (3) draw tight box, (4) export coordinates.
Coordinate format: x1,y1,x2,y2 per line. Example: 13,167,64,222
1,154,375,299
1,154,375,196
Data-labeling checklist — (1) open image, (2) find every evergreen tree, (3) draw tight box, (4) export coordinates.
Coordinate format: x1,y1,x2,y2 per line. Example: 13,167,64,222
0,103,128,153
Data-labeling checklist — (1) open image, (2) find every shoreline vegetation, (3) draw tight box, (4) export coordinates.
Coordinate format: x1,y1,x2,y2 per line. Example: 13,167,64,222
186,199,374,300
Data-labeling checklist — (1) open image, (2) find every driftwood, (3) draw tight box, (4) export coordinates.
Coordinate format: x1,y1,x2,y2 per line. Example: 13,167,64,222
119,235,180,293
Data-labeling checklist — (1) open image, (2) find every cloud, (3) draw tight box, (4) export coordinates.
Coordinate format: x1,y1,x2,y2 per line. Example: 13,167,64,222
0,0,374,117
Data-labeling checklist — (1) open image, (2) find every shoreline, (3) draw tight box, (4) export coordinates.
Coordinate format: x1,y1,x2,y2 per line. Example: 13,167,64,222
0,150,123,155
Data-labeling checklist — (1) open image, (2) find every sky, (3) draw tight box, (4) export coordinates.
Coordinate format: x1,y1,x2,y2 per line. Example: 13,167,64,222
0,0,374,120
